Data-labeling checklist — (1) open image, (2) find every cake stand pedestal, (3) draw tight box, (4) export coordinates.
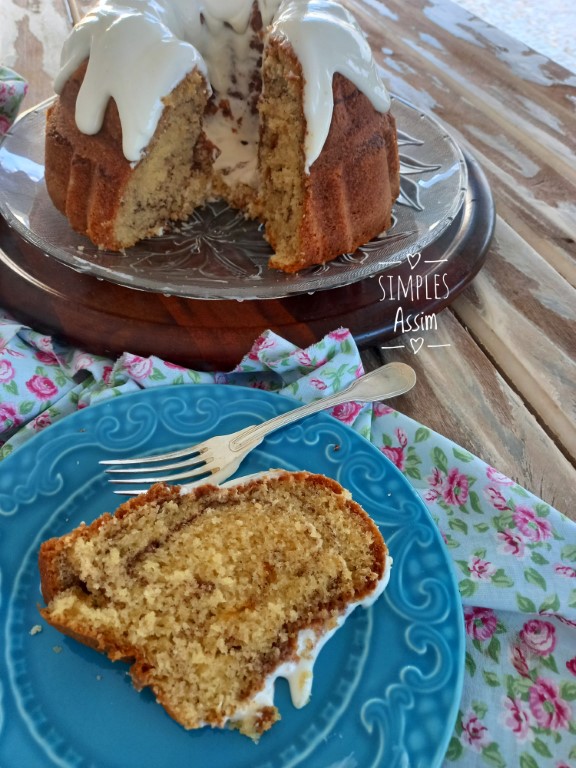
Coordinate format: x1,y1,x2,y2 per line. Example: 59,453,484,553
0,152,493,371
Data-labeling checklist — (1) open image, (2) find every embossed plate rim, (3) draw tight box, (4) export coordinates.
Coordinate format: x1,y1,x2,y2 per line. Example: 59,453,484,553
0,384,465,768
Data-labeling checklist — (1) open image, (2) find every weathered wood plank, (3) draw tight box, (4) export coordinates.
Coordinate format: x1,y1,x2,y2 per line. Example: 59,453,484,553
369,309,576,520
345,0,576,281
3,0,575,518
451,220,576,458
2,0,69,106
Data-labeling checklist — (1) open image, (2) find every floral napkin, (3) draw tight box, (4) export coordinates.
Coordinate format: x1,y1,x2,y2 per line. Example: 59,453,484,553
1,311,574,767
0,66,27,135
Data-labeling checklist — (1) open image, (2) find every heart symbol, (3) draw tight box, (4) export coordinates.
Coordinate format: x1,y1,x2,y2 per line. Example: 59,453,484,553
410,337,424,355
407,252,421,270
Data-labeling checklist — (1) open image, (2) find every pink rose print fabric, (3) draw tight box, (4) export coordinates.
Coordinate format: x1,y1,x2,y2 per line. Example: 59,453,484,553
1,310,575,767
0,66,27,136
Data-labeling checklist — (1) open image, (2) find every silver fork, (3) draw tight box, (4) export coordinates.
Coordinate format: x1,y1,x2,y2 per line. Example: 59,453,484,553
100,361,416,495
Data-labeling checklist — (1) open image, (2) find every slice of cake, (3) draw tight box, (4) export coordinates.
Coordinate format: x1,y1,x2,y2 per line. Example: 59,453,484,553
38,471,390,739
45,62,213,251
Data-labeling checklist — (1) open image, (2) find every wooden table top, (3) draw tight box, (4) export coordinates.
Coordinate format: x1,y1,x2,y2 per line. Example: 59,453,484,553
2,0,575,518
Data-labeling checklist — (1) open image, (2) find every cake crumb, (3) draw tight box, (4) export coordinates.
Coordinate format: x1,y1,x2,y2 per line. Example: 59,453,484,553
52,645,63,654
38,472,388,739
29,624,43,635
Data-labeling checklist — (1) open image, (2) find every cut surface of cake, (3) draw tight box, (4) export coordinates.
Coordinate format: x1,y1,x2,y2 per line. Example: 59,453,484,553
44,0,400,272
38,471,390,739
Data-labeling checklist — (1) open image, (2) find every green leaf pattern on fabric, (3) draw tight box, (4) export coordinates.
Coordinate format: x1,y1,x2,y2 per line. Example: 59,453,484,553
1,314,574,766
0,66,28,134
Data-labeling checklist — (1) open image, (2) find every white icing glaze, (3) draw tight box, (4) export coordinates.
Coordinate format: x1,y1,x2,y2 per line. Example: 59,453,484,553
228,553,392,726
270,0,391,169
56,0,390,171
56,1,208,162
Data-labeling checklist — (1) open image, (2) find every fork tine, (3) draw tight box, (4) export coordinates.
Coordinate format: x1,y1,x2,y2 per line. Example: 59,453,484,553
113,490,156,496
108,463,218,485
105,453,208,474
99,443,208,466
111,476,208,497
110,455,249,497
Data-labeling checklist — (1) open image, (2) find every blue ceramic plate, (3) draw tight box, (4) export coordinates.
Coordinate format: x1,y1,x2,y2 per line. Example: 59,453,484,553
0,385,464,768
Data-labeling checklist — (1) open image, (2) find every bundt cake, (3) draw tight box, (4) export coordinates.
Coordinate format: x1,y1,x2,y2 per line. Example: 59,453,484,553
38,471,390,739
44,0,400,273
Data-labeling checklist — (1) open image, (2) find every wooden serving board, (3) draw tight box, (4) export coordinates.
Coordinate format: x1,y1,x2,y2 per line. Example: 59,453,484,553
0,152,493,371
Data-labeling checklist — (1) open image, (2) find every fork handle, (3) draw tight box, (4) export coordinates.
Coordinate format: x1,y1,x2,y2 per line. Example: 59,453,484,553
229,362,416,453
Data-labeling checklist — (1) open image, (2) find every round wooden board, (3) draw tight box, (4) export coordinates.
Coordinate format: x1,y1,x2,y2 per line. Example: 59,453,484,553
0,151,493,371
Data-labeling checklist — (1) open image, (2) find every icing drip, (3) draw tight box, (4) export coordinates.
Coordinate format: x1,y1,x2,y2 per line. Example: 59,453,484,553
270,0,391,170
226,553,393,726
55,1,209,162
55,0,391,171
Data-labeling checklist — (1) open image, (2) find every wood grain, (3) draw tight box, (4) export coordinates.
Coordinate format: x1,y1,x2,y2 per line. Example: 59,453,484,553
367,309,575,520
0,153,492,370
452,220,576,459
2,0,575,519
347,0,576,517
